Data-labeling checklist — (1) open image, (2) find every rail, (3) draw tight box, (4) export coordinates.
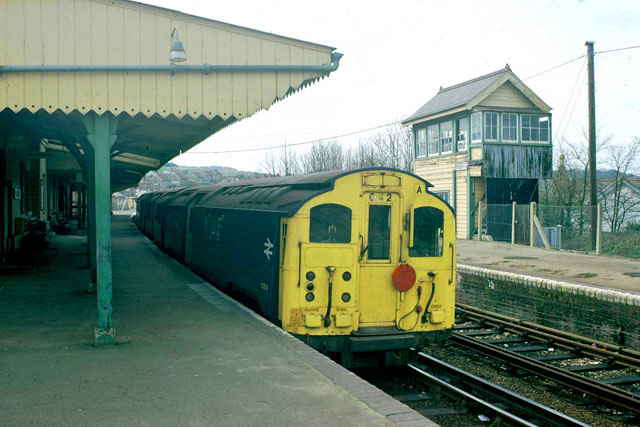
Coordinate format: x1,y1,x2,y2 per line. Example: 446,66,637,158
453,304,640,413
408,351,588,426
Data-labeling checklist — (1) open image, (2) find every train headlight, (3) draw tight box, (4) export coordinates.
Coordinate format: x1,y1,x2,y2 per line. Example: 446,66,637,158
342,271,351,281
306,282,315,291
341,292,351,302
305,271,315,281
305,292,315,302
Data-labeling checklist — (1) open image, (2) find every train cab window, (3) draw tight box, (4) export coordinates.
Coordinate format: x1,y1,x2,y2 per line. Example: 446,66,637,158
309,204,351,243
410,207,444,257
368,205,391,259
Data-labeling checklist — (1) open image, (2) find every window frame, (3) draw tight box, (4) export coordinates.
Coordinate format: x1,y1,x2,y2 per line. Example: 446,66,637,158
440,121,453,154
520,114,550,143
501,112,518,143
427,124,440,157
367,204,392,260
409,206,445,258
309,203,352,244
456,117,468,152
484,111,499,142
432,190,450,203
470,112,482,143
415,127,427,158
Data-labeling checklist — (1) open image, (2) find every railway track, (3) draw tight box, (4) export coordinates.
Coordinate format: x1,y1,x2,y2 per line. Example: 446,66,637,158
453,304,640,415
408,351,588,426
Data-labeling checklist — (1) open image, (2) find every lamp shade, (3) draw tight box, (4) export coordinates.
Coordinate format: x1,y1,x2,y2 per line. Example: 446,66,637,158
169,39,186,62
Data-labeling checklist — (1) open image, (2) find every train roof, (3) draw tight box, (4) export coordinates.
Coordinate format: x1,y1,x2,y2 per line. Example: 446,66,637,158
196,168,434,216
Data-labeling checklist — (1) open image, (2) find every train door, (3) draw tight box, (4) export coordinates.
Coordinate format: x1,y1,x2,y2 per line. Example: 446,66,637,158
358,191,401,327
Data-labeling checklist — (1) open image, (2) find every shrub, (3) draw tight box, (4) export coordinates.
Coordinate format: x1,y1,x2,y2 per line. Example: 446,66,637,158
625,221,640,232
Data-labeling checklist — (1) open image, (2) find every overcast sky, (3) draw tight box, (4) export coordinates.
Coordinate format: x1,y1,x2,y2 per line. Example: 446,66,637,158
143,0,640,172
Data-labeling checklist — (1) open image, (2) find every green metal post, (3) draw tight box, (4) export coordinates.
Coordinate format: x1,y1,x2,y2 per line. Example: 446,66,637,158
86,155,97,293
84,112,119,345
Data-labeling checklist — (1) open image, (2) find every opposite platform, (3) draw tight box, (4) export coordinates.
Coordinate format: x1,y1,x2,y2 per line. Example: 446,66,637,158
457,239,640,294
0,214,432,427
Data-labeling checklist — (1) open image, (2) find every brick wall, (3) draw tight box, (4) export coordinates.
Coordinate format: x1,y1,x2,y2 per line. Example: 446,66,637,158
457,264,640,349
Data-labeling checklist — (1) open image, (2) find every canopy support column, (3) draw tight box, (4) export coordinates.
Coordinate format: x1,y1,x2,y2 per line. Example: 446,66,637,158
86,154,97,293
83,112,120,345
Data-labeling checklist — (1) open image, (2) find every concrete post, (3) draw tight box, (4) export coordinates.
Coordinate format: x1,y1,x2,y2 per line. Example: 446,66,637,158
511,201,516,245
596,202,602,255
477,200,483,241
84,112,120,346
529,202,537,247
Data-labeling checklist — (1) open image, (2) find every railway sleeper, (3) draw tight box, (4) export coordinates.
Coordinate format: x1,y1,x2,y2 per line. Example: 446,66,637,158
562,363,613,373
600,375,640,386
531,353,580,362
505,344,549,353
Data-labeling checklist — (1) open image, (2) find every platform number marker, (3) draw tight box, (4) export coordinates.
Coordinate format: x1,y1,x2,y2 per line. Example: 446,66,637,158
264,237,274,260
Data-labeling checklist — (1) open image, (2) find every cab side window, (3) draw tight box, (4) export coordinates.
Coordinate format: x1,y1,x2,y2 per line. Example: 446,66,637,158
310,204,351,243
410,207,444,257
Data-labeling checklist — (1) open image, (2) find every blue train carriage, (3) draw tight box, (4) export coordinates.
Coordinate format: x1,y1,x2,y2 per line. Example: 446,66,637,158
187,168,456,362
163,186,212,263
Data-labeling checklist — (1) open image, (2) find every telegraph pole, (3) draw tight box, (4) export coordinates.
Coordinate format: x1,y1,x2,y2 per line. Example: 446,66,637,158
586,41,597,251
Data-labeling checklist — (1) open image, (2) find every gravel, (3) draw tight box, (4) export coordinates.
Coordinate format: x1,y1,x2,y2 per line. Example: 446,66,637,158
421,343,637,426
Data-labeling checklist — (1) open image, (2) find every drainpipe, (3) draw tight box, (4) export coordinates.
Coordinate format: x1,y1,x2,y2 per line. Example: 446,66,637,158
0,52,343,76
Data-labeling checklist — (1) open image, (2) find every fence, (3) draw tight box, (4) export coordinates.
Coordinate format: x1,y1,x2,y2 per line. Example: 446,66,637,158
479,202,601,253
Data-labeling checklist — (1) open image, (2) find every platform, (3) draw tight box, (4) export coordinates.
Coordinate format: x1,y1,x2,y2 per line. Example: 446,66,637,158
458,239,640,294
0,214,432,427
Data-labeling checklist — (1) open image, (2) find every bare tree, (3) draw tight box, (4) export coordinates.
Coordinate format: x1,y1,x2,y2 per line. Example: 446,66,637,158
261,142,301,176
280,142,301,176
301,141,344,173
599,139,640,232
541,128,611,235
262,149,279,176
345,141,380,168
260,122,414,176
344,122,413,172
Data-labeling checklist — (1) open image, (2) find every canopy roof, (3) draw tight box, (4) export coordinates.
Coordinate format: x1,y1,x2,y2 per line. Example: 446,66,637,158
0,0,340,190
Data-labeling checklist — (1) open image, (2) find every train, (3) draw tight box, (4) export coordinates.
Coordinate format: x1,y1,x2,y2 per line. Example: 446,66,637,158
135,168,456,366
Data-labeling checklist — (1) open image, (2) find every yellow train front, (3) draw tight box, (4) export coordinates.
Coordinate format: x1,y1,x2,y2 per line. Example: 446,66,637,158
137,168,455,367
279,169,455,366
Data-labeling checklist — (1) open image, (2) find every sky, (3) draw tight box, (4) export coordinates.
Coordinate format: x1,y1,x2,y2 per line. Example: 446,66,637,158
144,0,640,172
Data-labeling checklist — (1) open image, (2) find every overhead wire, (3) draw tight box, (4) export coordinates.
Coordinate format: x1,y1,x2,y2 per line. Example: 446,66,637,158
557,68,588,145
596,44,640,55
553,56,587,143
179,120,400,154
178,43,639,157
523,55,585,81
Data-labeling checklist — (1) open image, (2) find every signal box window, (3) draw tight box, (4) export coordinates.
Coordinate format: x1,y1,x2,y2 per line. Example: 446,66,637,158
310,204,351,243
410,207,444,257
368,205,391,260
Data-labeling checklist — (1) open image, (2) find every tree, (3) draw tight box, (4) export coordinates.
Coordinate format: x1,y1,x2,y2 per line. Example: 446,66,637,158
261,142,301,176
301,141,344,173
540,128,611,236
599,139,640,232
260,122,414,176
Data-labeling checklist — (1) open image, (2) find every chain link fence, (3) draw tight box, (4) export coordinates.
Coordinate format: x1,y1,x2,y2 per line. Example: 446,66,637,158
481,202,639,258
537,204,595,252
483,203,597,252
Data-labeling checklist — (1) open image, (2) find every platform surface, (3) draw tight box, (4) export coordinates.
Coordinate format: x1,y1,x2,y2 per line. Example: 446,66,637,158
0,214,433,427
458,239,640,294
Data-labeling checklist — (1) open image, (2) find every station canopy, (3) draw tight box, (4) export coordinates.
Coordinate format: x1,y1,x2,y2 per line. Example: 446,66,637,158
0,0,341,190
